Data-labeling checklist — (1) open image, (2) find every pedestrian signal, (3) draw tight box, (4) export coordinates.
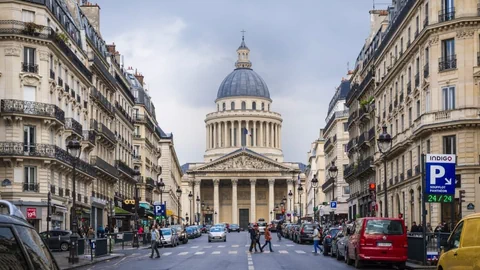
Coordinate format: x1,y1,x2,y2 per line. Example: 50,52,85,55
369,183,376,191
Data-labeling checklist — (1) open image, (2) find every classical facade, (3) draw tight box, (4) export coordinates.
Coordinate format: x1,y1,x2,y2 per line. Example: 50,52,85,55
321,77,351,221
346,0,480,227
182,38,305,228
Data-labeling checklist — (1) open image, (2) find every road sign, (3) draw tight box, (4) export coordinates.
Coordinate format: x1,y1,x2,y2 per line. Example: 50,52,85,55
154,204,166,217
426,154,456,196
467,203,475,210
330,201,337,209
26,208,36,219
426,194,453,203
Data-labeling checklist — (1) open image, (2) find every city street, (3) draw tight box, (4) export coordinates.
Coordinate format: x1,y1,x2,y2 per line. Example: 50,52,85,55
77,232,397,270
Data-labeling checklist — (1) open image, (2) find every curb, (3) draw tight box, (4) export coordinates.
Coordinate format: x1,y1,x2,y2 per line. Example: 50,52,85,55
60,254,125,270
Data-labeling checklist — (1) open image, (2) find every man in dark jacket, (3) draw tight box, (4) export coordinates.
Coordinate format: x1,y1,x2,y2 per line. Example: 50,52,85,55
249,224,260,252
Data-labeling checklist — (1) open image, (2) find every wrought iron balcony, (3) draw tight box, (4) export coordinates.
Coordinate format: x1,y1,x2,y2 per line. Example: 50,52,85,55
439,8,455,22
65,118,82,136
439,55,457,71
91,87,115,114
368,127,375,141
323,138,332,152
358,106,370,122
65,84,70,95
50,69,55,80
407,169,413,178
98,122,117,143
347,111,358,128
1,99,65,124
54,146,96,177
357,156,373,176
407,81,412,95
22,62,38,73
23,182,39,192
357,132,366,147
91,156,118,178
321,177,334,192
146,177,155,189
324,109,349,132
415,73,420,87
424,63,429,78
58,77,63,87
50,185,55,194
82,130,96,145
116,160,135,177
115,102,134,125
344,164,355,179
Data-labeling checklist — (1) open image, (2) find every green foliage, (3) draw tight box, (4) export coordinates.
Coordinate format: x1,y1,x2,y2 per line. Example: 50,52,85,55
360,96,375,108
23,22,44,36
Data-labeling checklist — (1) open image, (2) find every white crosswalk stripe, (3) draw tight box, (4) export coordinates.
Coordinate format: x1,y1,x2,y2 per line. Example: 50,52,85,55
273,244,280,247
295,250,306,254
286,244,294,247
228,251,237,254
194,252,205,255
245,245,249,247
212,251,221,255
178,252,189,256
191,246,199,249
232,245,239,247
218,245,226,248
204,246,212,248
279,250,288,254
162,252,172,256
263,251,270,254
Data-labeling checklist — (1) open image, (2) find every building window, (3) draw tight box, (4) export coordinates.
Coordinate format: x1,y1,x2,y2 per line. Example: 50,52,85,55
343,122,348,132
440,0,455,22
22,10,35,22
252,102,256,110
343,186,350,195
408,107,412,126
222,102,226,111
134,145,140,157
23,47,36,73
23,126,35,153
425,90,431,112
440,39,456,71
261,102,265,111
23,86,36,102
426,139,431,154
401,114,404,131
24,166,36,191
231,102,235,110
443,135,456,154
442,86,455,110
416,100,420,118
241,101,246,110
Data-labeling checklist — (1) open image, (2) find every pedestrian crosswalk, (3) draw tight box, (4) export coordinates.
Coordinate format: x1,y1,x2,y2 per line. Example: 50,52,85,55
159,249,309,256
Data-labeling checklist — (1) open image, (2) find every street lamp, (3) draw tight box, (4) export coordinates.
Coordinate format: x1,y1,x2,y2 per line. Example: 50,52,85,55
201,201,205,225
188,191,193,225
196,195,200,225
185,212,189,225
157,178,165,225
176,186,182,225
328,161,339,222
311,174,318,222
298,184,304,221
132,168,141,247
377,124,392,218
67,139,81,264
288,190,293,221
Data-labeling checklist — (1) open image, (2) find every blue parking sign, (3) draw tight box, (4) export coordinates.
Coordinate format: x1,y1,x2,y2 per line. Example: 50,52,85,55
426,154,456,195
330,201,337,209
154,204,166,217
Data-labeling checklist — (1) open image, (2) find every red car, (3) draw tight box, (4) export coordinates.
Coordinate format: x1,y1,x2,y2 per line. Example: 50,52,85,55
345,217,407,269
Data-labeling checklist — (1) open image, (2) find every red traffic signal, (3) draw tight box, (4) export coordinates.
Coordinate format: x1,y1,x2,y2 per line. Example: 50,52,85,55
369,183,376,191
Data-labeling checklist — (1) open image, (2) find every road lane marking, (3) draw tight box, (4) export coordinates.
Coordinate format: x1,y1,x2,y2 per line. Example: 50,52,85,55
162,252,172,256
273,244,280,247
218,245,226,248
229,251,237,254
191,246,199,248
263,251,270,253
178,252,189,256
194,252,205,255
232,245,239,247
286,244,294,247
279,250,288,254
212,251,221,254
247,250,255,270
245,245,249,247
204,246,212,248
295,250,306,254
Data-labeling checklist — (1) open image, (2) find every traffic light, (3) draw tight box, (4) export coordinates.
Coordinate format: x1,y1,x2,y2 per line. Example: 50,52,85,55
459,190,466,202
369,183,376,191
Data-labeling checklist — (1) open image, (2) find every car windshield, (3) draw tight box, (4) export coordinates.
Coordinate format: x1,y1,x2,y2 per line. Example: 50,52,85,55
161,229,171,235
186,228,194,233
230,224,238,228
214,224,224,227
171,225,181,230
365,220,404,235
210,227,222,232
303,224,315,230
258,222,267,227
328,229,340,236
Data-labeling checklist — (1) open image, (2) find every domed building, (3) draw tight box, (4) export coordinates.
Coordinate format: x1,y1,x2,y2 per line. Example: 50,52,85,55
182,37,305,228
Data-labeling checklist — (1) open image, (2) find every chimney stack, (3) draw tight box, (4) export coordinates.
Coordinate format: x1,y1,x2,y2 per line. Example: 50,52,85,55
80,2,101,34
134,71,144,86
106,43,116,54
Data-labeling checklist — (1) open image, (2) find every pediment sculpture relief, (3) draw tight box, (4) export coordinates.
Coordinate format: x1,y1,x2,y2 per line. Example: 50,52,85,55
199,154,286,171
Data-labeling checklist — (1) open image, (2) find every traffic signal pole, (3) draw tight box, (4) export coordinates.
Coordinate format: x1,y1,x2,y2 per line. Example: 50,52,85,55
421,154,427,266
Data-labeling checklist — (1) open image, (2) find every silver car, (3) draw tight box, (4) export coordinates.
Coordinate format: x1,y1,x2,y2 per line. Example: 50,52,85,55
161,228,179,247
208,226,226,242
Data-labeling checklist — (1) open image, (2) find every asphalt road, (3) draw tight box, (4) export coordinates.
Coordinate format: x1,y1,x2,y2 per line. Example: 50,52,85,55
77,232,400,270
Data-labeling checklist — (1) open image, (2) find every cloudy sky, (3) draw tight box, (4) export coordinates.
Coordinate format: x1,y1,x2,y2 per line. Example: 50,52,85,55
97,0,378,165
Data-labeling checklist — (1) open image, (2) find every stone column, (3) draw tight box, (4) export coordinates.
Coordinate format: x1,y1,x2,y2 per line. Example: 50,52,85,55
213,123,216,149
274,124,278,148
213,179,220,224
246,121,250,147
266,122,270,147
231,179,238,224
224,121,228,147
260,122,263,147
270,123,274,147
230,122,234,147
279,125,282,149
287,179,294,214
218,122,221,148
194,179,201,224
206,124,209,149
268,179,275,222
250,179,256,222
253,121,257,147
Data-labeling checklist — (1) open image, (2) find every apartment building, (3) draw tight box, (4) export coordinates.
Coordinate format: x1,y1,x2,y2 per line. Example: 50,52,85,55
305,129,326,220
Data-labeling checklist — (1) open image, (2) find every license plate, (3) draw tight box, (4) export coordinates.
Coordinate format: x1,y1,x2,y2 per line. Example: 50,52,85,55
377,242,392,247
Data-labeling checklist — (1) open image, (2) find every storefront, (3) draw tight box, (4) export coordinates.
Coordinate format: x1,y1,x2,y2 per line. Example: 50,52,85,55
51,204,67,230
11,201,45,232
91,197,107,231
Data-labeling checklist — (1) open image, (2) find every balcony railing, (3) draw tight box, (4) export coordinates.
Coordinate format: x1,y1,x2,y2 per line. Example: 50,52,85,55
358,133,366,146
98,123,117,143
116,160,135,177
321,177,335,191
54,146,96,177
23,182,39,192
65,84,70,95
58,77,63,87
344,164,355,178
22,62,38,73
357,156,373,176
82,130,96,145
324,109,349,132
423,16,429,27
146,177,155,188
91,87,115,114
50,69,55,80
407,169,413,178
368,127,375,141
65,118,82,136
91,156,118,178
424,63,429,78
439,55,457,71
323,138,332,151
1,99,65,124
414,73,420,87
439,8,455,22
114,102,134,125
407,81,412,95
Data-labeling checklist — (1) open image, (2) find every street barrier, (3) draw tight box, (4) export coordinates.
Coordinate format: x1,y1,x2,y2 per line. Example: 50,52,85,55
407,232,451,266
78,238,85,255
94,238,108,257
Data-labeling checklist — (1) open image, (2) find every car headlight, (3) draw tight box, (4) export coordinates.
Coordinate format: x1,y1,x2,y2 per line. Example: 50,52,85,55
222,233,226,237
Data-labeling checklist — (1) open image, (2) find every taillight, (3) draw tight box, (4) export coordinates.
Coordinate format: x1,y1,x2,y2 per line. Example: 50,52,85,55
326,235,331,239
403,239,408,248
301,228,304,234
360,236,366,246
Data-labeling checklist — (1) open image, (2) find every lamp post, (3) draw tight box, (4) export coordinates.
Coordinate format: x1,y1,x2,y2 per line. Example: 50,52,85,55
377,124,392,218
188,191,193,225
270,211,273,221
132,168,140,248
311,174,318,222
214,211,217,223
206,205,210,224
176,186,182,225
298,184,304,222
47,191,51,239
196,195,200,225
67,139,81,264
185,212,189,225
201,201,205,225
328,161,338,222
157,178,165,226
288,190,293,222
274,205,279,220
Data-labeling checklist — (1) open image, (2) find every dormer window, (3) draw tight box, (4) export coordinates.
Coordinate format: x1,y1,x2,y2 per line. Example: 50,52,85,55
222,103,226,111
231,102,235,110
252,102,256,110
241,101,246,110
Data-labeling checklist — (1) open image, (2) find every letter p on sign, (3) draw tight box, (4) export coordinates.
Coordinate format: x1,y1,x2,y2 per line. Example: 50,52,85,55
430,165,445,185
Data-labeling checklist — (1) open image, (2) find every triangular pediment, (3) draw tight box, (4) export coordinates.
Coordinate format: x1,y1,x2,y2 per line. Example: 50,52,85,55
194,149,292,172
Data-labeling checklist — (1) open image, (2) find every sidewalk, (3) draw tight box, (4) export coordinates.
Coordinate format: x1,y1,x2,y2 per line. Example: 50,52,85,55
53,252,125,270
406,261,437,269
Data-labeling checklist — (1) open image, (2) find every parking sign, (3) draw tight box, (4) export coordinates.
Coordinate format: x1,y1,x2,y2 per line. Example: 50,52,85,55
330,201,337,209
426,154,456,195
154,204,166,217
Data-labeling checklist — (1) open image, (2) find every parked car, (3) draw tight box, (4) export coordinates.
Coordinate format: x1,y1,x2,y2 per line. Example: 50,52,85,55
170,225,188,244
208,226,227,242
330,227,346,258
39,229,72,251
186,227,196,239
437,213,480,270
270,220,279,232
257,221,267,234
283,224,292,239
288,225,299,240
161,228,179,247
295,223,316,244
322,227,341,256
335,225,352,261
228,224,240,232
190,226,201,238
214,223,227,232
0,200,60,269
345,217,407,269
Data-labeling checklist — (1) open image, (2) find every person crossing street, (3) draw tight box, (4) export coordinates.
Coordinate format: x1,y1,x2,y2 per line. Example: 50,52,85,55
150,224,161,258
312,224,323,254
261,224,274,252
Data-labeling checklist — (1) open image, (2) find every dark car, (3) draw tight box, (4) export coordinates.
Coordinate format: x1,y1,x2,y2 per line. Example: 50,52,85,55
185,227,196,239
228,224,240,232
171,225,188,244
40,229,72,251
295,223,316,244
322,227,341,256
0,200,60,269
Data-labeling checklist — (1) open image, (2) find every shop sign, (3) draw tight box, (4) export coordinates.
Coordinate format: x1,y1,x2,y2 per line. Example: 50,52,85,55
124,199,135,205
26,208,36,219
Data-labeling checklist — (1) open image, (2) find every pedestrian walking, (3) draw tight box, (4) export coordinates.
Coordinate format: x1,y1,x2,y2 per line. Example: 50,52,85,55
255,225,263,252
150,224,161,258
312,224,323,254
276,222,282,241
248,224,260,253
261,224,274,252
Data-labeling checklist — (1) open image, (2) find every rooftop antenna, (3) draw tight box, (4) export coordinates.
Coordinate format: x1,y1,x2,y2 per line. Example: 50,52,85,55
241,29,246,41
347,61,350,73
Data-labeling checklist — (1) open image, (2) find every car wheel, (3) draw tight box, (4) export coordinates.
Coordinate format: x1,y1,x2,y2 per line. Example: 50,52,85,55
208,239,211,242
396,262,406,270
224,238,226,242
60,242,69,251
354,253,363,269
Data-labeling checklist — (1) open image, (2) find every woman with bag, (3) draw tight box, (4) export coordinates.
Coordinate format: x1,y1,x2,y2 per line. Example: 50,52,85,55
150,224,160,258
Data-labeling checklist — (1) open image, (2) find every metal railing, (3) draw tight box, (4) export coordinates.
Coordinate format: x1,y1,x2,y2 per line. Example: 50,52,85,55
1,99,65,123
91,87,115,114
65,118,82,135
98,123,117,143
116,160,135,177
22,62,38,73
82,130,96,145
23,182,39,192
438,8,455,22
323,138,332,151
439,55,457,71
91,156,118,178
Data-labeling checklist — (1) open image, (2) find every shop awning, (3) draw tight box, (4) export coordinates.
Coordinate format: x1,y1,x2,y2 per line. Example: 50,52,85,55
114,206,132,216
